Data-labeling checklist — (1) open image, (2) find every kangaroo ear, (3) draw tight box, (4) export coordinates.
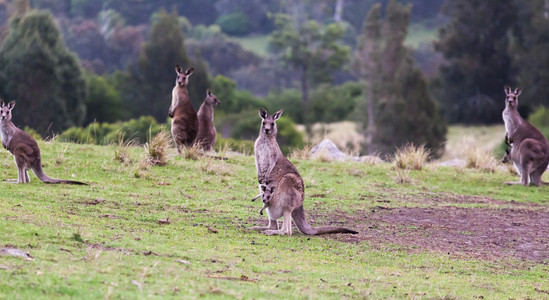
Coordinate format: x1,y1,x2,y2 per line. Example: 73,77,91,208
515,87,522,96
206,89,212,96
272,109,284,120
8,101,15,109
504,85,511,94
258,107,268,119
185,67,194,76
175,65,183,74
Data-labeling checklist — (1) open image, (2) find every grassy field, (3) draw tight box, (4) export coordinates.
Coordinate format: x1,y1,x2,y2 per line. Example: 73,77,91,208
0,137,547,299
230,21,438,59
229,35,271,57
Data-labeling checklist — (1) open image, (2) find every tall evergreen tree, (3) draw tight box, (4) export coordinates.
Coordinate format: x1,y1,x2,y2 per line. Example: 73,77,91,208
354,0,447,158
120,9,209,122
510,0,549,111
0,9,86,136
434,0,517,124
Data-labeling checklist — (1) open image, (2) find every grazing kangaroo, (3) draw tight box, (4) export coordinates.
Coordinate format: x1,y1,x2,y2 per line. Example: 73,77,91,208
0,101,86,185
502,85,549,186
251,107,358,235
195,89,220,151
169,65,198,153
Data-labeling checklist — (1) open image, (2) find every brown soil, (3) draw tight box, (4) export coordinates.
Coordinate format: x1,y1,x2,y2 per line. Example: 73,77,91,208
307,195,549,262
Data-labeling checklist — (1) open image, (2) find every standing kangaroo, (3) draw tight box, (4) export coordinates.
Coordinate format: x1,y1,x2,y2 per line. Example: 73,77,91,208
0,101,86,185
502,85,549,186
251,107,357,236
169,65,198,153
195,89,220,151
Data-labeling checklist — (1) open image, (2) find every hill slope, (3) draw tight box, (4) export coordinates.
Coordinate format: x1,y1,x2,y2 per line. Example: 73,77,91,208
0,140,547,298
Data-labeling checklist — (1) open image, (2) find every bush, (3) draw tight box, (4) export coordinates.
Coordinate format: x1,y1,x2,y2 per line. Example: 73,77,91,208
220,109,303,155
211,75,267,114
215,12,250,36
528,105,549,138
263,89,303,123
59,116,166,145
308,82,362,123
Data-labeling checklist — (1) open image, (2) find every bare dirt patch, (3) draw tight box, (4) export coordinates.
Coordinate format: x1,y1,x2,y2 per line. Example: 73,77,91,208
309,196,549,262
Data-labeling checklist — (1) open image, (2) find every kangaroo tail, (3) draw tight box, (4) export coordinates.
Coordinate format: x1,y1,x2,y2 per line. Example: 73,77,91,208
32,165,88,185
292,205,358,235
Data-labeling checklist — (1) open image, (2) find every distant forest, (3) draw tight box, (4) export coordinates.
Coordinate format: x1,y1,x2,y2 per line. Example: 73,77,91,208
2,0,549,158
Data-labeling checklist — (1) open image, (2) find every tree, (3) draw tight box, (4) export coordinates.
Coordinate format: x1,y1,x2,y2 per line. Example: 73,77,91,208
434,0,518,124
119,9,209,121
354,0,447,158
509,0,549,112
83,73,122,125
269,13,349,123
0,9,86,136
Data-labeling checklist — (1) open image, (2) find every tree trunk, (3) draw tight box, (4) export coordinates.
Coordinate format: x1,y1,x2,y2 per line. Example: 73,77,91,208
301,64,309,123
334,0,344,22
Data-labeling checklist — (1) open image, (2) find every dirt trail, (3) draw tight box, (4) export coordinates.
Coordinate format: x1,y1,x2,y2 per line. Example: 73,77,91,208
309,195,548,262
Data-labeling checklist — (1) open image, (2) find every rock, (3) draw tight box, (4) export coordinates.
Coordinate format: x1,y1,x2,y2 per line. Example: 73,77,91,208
310,139,349,161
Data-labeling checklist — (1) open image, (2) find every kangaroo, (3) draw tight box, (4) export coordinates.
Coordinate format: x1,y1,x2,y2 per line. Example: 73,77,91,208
251,107,358,235
0,101,86,185
195,89,220,151
502,85,549,186
169,65,198,153
259,181,275,216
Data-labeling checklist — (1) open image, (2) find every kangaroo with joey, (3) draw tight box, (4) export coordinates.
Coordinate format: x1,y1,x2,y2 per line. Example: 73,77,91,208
195,89,220,151
169,65,198,153
251,107,358,236
502,85,549,186
0,101,87,185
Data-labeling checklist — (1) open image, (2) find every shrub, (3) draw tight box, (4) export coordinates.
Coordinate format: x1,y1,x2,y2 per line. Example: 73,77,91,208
59,116,166,145
215,12,250,36
144,129,171,166
392,144,429,170
464,143,498,173
215,137,254,155
222,109,304,155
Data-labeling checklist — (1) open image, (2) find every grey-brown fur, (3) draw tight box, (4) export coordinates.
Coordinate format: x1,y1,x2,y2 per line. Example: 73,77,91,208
259,182,275,216
0,101,86,185
250,107,357,236
169,65,198,153
502,85,549,186
195,89,220,151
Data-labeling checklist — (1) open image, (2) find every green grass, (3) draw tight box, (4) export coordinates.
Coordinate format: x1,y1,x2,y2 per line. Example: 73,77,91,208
405,23,439,48
230,35,271,57
0,140,547,299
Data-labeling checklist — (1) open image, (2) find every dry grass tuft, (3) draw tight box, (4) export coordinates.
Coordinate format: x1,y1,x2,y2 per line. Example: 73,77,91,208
144,129,171,166
359,154,384,166
181,143,203,160
391,169,413,185
464,143,498,173
289,144,312,160
392,144,430,170
198,156,232,176
114,134,137,165
133,158,151,178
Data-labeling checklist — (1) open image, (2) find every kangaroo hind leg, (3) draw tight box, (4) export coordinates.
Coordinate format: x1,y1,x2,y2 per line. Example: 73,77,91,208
263,210,292,236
